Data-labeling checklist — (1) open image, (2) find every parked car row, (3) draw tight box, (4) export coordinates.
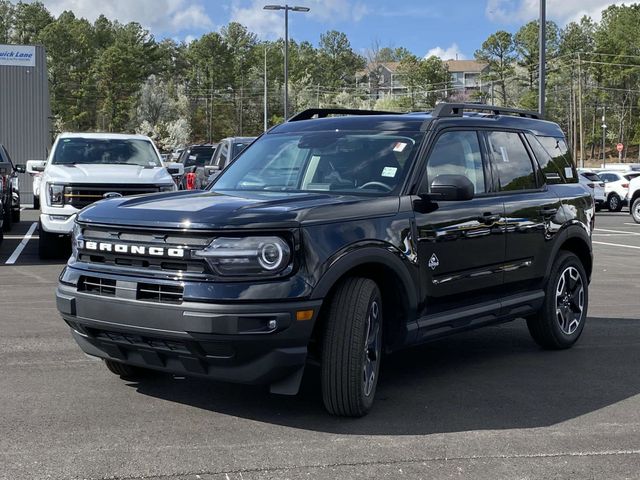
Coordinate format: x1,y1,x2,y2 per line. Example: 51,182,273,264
577,167,640,212
0,144,26,239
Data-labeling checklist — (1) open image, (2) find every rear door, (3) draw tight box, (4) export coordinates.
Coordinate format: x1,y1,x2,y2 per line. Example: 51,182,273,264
485,130,562,295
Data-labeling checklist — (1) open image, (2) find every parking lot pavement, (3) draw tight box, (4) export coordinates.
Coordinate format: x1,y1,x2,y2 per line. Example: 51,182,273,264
1,209,640,480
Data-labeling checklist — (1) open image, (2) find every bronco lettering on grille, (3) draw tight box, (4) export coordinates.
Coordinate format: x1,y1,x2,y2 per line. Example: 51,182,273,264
80,241,185,258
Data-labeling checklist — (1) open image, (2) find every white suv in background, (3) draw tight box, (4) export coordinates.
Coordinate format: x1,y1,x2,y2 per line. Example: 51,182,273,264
27,133,182,259
578,170,606,211
598,170,640,212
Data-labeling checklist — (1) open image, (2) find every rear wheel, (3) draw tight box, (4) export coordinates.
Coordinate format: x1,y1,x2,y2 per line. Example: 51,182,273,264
104,359,150,380
321,277,383,417
608,193,622,212
632,198,640,224
527,251,588,349
2,201,12,232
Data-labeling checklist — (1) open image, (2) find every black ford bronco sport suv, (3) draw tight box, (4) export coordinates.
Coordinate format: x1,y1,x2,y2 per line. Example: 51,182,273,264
57,104,593,417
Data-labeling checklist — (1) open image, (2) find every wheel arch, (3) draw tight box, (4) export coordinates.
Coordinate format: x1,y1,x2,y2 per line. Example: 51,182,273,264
547,226,593,282
309,246,418,353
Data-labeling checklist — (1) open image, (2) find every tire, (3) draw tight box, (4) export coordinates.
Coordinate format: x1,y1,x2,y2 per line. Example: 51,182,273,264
33,197,40,210
321,277,383,417
595,204,602,212
527,251,588,350
104,359,149,380
632,198,640,224
38,221,62,259
11,207,20,223
608,193,622,212
2,201,12,232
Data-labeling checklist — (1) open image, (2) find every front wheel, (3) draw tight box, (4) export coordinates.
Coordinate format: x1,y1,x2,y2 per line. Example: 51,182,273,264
608,193,622,212
321,277,383,417
2,202,11,232
632,198,640,224
33,196,40,210
527,252,588,349
11,207,20,223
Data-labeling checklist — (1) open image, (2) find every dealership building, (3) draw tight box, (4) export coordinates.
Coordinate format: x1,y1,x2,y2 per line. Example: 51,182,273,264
0,44,51,204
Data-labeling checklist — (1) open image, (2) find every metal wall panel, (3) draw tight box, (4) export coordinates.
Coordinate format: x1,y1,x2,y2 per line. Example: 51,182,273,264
0,44,51,205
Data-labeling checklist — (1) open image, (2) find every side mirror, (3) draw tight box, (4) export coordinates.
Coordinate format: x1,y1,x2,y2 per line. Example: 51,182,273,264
26,160,46,174
14,164,26,173
204,165,220,178
164,162,184,177
427,174,475,201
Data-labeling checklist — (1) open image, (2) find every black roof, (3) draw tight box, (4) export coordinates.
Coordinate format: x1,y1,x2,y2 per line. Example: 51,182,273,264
271,105,565,138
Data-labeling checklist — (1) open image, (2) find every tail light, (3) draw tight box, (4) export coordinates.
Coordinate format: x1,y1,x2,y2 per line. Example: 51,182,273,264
599,182,605,187
587,183,594,189
185,172,196,190
622,183,629,188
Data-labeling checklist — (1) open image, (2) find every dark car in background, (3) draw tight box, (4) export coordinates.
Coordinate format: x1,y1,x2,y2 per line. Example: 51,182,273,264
176,144,218,190
0,144,26,232
204,137,256,182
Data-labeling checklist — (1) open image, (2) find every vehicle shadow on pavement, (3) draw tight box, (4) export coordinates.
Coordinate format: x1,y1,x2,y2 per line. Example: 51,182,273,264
129,317,640,435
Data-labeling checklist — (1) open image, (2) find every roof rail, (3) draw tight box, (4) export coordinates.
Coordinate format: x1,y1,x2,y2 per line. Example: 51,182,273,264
431,103,541,120
288,108,401,122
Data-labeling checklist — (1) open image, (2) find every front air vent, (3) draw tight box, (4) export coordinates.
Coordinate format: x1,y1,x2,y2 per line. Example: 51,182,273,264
136,283,184,304
79,276,116,297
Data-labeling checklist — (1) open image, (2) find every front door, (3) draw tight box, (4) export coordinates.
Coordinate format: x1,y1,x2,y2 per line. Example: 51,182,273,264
413,129,506,328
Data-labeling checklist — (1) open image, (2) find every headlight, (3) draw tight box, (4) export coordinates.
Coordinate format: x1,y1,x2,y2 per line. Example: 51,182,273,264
159,184,177,192
194,236,291,276
49,183,65,206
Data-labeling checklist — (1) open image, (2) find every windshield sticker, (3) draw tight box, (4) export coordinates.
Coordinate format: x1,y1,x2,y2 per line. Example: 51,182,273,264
393,142,407,152
189,155,197,160
381,167,397,178
565,167,574,178
500,146,509,162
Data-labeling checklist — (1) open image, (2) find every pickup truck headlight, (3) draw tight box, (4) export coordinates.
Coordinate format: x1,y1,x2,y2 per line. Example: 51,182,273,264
194,236,291,276
158,184,177,192
48,183,65,206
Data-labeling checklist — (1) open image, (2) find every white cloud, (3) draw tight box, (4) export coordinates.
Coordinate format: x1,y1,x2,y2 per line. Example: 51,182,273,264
485,0,627,24
38,0,213,33
425,43,467,61
229,0,369,39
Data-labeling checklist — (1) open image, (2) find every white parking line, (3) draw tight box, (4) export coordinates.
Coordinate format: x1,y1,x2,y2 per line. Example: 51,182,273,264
594,228,640,236
593,240,640,250
5,222,38,265
624,223,640,226
3,235,40,240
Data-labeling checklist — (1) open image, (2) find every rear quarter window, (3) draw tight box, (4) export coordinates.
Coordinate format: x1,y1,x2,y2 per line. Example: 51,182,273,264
532,135,578,184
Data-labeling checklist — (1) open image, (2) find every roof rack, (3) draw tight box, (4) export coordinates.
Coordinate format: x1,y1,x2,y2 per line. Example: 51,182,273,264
288,108,401,122
431,103,541,120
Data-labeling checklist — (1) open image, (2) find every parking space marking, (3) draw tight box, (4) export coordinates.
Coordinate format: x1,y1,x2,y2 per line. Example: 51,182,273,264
593,240,640,250
4,222,38,265
594,228,640,236
3,234,40,240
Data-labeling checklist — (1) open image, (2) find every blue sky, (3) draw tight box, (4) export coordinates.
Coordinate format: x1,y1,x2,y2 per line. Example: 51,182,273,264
39,0,622,59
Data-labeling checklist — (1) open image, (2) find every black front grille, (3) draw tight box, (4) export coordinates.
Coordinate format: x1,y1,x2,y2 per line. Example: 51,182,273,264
137,282,184,304
65,184,159,208
78,225,214,277
79,276,116,297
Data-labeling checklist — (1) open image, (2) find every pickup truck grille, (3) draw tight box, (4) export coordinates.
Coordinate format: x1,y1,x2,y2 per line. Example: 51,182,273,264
77,225,214,277
64,184,160,208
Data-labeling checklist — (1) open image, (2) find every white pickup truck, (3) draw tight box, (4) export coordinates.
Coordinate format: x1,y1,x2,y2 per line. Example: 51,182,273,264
27,133,183,258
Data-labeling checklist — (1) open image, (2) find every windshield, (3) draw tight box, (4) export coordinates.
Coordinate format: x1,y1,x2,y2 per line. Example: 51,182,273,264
232,142,250,158
581,172,602,182
211,131,423,195
52,138,161,166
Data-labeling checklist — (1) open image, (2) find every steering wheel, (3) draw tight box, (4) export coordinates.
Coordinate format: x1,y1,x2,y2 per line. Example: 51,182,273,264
358,181,393,192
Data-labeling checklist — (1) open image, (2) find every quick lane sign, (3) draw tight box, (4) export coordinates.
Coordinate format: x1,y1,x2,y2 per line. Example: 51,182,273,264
0,45,36,67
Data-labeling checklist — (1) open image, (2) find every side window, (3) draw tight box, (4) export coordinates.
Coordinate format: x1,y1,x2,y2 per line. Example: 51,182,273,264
525,133,563,184
487,131,537,191
535,136,577,183
216,143,229,168
423,130,485,195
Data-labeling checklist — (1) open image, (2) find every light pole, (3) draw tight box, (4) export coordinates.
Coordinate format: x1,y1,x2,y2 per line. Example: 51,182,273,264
539,0,546,117
602,107,607,168
263,4,310,120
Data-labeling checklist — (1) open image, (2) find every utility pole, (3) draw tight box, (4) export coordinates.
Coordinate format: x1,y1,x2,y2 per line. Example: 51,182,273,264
264,45,268,131
538,0,546,117
577,53,585,168
602,106,607,168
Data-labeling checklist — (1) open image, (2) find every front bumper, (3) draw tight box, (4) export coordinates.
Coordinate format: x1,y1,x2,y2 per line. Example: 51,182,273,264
56,282,322,388
40,209,78,234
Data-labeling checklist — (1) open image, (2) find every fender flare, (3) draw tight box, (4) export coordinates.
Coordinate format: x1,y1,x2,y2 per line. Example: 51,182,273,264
544,224,593,281
310,245,419,317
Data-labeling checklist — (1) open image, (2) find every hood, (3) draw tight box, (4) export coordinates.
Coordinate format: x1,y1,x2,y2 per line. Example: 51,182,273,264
77,189,400,230
44,164,173,185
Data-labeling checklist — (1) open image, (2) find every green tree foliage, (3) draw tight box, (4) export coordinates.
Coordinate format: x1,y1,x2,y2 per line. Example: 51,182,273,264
514,20,559,88
474,31,516,106
10,1,52,43
397,54,450,109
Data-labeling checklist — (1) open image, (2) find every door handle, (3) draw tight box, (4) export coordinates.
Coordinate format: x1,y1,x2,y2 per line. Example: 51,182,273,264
478,212,501,225
540,207,558,217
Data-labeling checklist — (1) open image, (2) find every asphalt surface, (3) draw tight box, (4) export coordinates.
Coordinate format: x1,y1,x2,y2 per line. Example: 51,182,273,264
1,208,640,479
